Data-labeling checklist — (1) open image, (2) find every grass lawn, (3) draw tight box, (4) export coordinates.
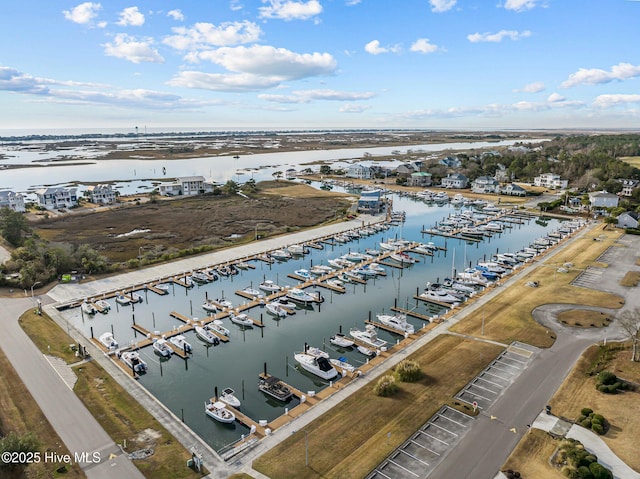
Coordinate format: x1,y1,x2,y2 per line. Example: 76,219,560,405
253,335,503,479
549,344,640,473
556,309,613,328
0,348,85,479
620,271,640,287
619,156,640,168
502,429,564,479
450,228,625,347
18,310,204,479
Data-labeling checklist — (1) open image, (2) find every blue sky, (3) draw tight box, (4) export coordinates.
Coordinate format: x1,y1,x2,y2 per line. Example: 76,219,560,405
1,0,639,132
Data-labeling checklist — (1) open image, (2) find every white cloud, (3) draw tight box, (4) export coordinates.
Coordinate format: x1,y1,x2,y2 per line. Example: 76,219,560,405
117,6,145,26
345,0,362,5
259,0,322,21
364,40,401,55
168,71,284,92
259,89,375,103
562,62,640,88
516,81,545,93
103,34,164,64
340,103,371,113
167,9,184,21
429,0,456,13
190,45,336,78
467,30,531,43
503,0,538,12
63,2,102,25
163,21,262,50
547,92,565,103
410,38,440,54
230,0,243,11
593,94,640,108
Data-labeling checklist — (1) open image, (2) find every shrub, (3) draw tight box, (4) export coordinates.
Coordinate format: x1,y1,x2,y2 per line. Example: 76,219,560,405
581,407,594,416
597,384,609,393
576,414,587,423
577,465,592,478
592,423,604,435
581,418,592,429
374,375,398,397
589,462,613,479
395,360,422,382
597,371,617,386
591,414,605,425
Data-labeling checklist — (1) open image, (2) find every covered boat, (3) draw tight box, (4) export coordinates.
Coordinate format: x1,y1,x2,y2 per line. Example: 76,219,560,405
204,400,235,423
219,387,241,408
294,353,338,380
119,350,148,373
258,376,293,402
349,324,387,349
376,313,415,335
329,333,354,348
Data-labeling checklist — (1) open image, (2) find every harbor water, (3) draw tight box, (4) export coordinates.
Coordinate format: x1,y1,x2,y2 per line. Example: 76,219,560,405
59,193,569,451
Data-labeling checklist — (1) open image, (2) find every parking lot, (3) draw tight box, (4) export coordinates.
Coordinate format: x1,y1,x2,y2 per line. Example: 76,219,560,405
367,343,537,478
571,265,605,289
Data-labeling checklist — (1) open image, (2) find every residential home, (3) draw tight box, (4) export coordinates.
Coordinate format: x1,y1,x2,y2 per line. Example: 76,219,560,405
357,189,384,213
394,163,417,176
86,184,117,204
441,173,468,189
588,190,619,210
471,176,500,194
534,173,568,190
494,163,509,182
35,187,77,210
500,183,527,197
407,172,432,187
439,156,461,168
0,191,26,212
159,176,208,196
619,179,640,197
617,211,639,229
346,163,371,179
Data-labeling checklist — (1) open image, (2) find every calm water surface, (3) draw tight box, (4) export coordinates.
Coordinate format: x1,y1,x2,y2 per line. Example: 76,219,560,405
60,195,564,451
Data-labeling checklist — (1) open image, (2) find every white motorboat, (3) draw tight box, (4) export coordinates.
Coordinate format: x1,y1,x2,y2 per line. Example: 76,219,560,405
202,300,219,313
129,291,143,303
270,249,292,261
153,338,172,358
219,387,241,408
119,350,147,373
364,263,386,274
329,333,354,348
287,244,307,255
351,266,378,278
305,345,329,358
99,332,118,350
343,251,370,262
241,287,263,298
115,293,131,306
169,334,193,353
389,252,416,264
286,288,321,305
328,257,352,269
154,283,170,292
265,302,288,318
326,278,345,290
310,265,333,276
357,345,377,357
207,320,230,337
330,357,357,374
94,299,111,312
205,400,235,423
349,325,387,349
420,289,459,304
235,261,250,270
259,280,282,293
258,376,293,401
294,353,338,380
376,313,415,335
229,312,253,327
271,297,297,309
191,271,210,283
293,269,312,280
476,262,507,274
195,325,219,345
365,248,381,256
342,270,364,282
81,300,96,315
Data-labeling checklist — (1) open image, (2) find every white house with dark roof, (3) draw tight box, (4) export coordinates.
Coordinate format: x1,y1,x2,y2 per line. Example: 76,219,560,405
159,176,209,196
617,211,639,229
500,183,527,197
86,184,117,204
346,163,372,179
35,187,77,210
0,191,26,212
534,173,568,190
589,191,619,210
471,176,500,194
441,173,468,189
619,179,639,197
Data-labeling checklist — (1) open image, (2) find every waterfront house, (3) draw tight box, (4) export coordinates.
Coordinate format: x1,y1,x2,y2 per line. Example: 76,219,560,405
0,191,26,212
346,163,372,179
357,189,384,213
441,173,468,189
500,183,527,197
619,179,639,197
407,172,432,187
35,187,77,210
159,176,208,196
86,184,117,204
617,211,639,229
534,173,568,190
589,190,619,211
471,176,500,194
494,163,509,182
394,163,417,177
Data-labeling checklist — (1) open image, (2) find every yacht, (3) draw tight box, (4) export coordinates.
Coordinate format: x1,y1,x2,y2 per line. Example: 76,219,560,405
294,353,338,380
286,288,321,306
349,325,387,349
376,313,415,335
259,280,283,293
330,333,355,348
420,289,459,304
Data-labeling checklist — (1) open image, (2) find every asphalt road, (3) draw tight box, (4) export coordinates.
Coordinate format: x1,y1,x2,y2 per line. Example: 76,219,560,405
0,297,145,479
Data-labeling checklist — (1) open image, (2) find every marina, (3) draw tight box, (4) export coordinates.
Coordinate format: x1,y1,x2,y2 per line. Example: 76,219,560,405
51,192,585,454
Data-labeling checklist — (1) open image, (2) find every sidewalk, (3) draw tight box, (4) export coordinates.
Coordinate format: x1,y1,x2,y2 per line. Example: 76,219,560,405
532,411,640,479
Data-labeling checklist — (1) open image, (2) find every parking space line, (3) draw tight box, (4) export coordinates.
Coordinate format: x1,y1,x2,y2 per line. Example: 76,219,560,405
501,354,528,364
373,466,393,478
475,376,504,388
428,421,458,437
482,370,511,381
419,431,450,446
462,388,492,401
435,414,469,429
410,439,441,456
388,458,420,477
493,359,523,370
399,449,430,467
470,381,500,395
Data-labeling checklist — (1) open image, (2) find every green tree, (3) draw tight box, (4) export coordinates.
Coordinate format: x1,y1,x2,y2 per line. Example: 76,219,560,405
222,180,239,194
0,431,40,474
0,207,31,247
320,165,332,175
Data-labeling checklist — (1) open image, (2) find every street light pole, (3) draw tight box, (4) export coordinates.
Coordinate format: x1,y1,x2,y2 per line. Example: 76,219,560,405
31,281,41,299
305,430,308,467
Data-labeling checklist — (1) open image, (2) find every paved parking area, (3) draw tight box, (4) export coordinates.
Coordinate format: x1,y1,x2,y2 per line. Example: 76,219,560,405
367,343,537,479
455,344,535,410
571,266,605,289
367,406,474,479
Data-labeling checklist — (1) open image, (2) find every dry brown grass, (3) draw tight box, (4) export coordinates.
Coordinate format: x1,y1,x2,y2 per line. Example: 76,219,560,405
502,429,564,479
620,271,640,287
0,348,85,478
253,335,502,479
619,156,640,168
19,310,79,363
450,229,625,347
549,344,640,473
556,310,613,328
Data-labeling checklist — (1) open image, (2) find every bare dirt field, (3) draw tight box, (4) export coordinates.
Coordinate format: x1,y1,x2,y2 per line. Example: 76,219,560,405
33,181,353,263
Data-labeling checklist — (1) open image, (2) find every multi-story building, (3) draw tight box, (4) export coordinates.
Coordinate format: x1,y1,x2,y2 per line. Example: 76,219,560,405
35,187,78,210
533,173,568,190
0,191,26,212
86,184,117,204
